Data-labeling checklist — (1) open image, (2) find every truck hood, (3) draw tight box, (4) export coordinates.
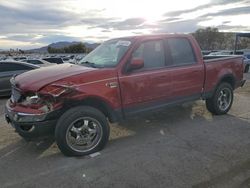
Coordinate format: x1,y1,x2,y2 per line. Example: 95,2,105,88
15,63,96,91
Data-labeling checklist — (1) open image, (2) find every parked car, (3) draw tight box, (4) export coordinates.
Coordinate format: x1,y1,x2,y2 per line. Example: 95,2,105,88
5,34,245,156
201,50,211,56
0,61,39,96
62,57,75,64
42,57,64,64
75,54,85,63
208,50,234,56
22,59,53,67
13,57,27,61
234,33,250,72
240,51,250,73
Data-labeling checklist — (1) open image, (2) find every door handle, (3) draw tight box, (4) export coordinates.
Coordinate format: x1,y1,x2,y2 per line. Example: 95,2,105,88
106,82,118,88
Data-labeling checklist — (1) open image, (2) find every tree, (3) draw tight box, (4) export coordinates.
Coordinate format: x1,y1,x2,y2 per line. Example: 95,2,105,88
192,27,223,50
238,37,250,49
48,43,86,53
192,28,250,51
47,46,52,53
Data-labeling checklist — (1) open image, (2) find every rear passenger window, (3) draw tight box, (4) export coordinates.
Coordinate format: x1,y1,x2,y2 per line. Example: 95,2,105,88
168,38,196,66
132,40,165,70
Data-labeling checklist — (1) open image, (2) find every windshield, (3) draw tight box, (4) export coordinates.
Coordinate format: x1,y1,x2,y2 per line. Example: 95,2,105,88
79,39,132,68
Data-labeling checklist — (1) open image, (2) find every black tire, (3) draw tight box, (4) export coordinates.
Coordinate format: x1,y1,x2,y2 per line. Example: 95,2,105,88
55,106,110,156
206,82,233,115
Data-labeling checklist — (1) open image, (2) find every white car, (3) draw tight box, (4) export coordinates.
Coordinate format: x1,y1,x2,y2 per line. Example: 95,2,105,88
243,57,250,73
22,59,54,67
208,50,233,56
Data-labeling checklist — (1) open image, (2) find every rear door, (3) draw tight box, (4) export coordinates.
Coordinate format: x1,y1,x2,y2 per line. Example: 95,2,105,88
166,37,204,98
119,39,173,114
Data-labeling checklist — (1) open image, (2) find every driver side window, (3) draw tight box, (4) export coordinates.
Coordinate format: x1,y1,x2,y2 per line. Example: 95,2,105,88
132,40,165,70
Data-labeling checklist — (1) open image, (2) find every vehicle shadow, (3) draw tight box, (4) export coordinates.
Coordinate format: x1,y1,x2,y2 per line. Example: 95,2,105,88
0,101,204,160
109,101,212,142
0,101,225,159
0,101,250,187
0,99,248,159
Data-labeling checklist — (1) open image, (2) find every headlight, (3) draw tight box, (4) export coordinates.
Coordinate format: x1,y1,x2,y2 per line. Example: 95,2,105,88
24,95,41,105
25,95,40,104
21,94,53,113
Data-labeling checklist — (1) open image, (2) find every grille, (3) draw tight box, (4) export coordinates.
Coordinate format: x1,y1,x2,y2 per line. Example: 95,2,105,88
11,87,21,103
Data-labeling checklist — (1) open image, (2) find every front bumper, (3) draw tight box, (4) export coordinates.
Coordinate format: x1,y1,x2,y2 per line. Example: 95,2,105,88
5,100,62,138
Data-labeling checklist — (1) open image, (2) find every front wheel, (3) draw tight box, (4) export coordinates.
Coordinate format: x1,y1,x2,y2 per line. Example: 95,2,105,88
55,106,110,156
206,83,233,115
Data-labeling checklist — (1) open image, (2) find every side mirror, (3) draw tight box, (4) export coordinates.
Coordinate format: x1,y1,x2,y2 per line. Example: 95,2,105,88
128,58,144,71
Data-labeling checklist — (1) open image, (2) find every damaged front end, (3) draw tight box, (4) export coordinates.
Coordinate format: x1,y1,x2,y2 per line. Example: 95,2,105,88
5,79,79,138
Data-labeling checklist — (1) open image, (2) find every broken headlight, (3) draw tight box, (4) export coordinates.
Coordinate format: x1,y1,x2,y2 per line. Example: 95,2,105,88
21,94,53,113
25,95,40,105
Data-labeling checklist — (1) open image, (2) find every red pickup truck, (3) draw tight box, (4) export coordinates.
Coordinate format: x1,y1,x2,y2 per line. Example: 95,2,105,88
5,34,245,156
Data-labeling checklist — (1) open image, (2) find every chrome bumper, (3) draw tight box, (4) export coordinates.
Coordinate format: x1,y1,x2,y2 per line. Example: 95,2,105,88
5,104,47,123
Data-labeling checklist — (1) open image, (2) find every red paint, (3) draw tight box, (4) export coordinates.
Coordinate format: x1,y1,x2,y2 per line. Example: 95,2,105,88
10,34,244,117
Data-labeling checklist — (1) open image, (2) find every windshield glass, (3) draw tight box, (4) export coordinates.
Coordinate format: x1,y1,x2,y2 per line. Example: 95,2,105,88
79,39,132,68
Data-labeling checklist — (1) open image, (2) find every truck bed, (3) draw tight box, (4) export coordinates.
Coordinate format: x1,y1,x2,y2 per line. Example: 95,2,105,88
203,55,243,60
203,56,244,95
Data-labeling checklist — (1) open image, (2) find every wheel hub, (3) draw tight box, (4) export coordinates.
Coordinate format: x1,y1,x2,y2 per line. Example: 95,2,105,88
66,117,102,152
217,88,232,111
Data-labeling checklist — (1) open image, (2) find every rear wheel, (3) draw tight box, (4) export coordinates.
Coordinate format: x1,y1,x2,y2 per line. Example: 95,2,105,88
55,106,110,156
206,83,233,115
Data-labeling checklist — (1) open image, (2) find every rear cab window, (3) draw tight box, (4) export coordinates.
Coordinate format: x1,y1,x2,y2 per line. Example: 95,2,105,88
166,38,197,66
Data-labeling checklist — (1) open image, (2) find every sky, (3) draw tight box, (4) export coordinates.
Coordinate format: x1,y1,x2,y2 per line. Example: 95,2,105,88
0,0,250,50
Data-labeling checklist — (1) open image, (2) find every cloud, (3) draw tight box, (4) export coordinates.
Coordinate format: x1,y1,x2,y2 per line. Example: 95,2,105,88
200,6,250,18
0,4,76,26
155,19,201,33
81,18,115,25
218,25,250,31
36,35,82,44
157,0,250,33
89,18,146,30
164,0,247,17
0,0,249,49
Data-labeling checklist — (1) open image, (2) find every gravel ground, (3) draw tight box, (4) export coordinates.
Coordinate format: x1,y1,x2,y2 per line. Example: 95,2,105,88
0,73,249,188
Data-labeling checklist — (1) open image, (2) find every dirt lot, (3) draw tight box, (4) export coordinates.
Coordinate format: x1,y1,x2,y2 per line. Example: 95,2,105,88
0,73,249,188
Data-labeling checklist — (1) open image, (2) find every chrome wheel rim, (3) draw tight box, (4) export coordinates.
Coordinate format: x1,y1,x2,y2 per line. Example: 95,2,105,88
217,88,232,111
66,117,103,152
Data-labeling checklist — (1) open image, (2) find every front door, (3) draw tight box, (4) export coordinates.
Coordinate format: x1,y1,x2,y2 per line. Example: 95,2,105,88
119,39,172,114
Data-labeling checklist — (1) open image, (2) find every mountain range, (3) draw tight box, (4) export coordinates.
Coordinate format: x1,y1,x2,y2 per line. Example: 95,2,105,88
27,41,100,53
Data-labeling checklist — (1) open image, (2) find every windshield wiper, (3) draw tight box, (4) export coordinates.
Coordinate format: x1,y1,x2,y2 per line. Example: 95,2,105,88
80,61,97,68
